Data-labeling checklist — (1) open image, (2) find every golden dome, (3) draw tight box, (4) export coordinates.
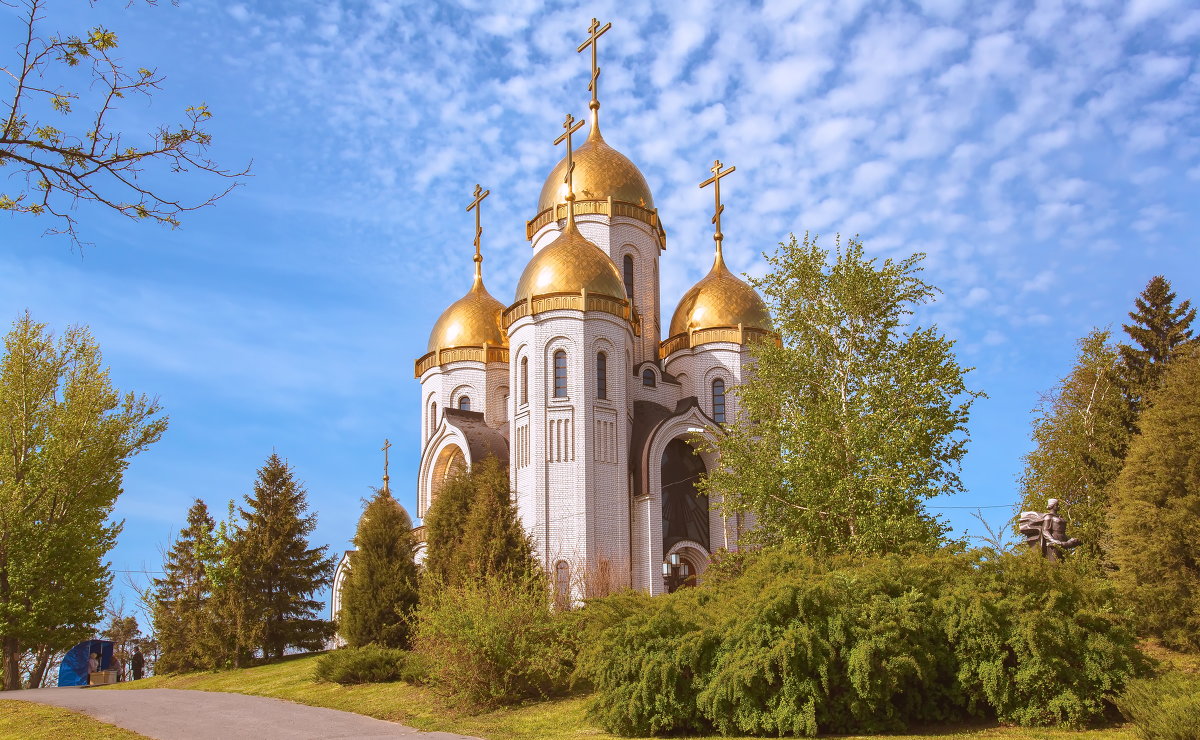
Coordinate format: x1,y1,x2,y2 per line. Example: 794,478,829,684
427,273,507,353
669,252,771,337
536,116,654,214
514,221,626,304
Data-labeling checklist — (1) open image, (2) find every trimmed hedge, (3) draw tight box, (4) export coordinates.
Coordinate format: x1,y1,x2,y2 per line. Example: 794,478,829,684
575,548,1149,737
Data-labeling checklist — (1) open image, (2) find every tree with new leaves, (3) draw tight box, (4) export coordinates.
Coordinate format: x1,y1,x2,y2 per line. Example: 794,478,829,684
1017,330,1131,564
1119,275,1196,423
1,0,247,245
0,313,166,690
1108,347,1200,651
702,234,982,555
230,454,334,660
338,486,419,649
151,498,220,673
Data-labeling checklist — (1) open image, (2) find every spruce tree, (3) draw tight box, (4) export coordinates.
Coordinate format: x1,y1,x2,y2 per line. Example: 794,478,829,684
1108,348,1200,651
1119,275,1196,421
422,465,476,587
456,456,537,582
232,454,334,659
339,486,420,648
152,499,218,673
1017,330,1131,564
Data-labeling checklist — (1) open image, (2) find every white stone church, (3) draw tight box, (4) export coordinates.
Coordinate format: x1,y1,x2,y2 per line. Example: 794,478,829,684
334,21,774,612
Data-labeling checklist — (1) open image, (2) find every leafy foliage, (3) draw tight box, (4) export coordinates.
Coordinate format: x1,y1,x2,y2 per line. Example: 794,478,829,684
1119,275,1196,423
703,233,981,555
338,487,420,649
1115,673,1200,740
414,572,573,708
0,313,166,689
313,645,427,685
0,0,247,245
1017,329,1131,564
229,454,335,659
576,547,1147,736
1108,348,1200,651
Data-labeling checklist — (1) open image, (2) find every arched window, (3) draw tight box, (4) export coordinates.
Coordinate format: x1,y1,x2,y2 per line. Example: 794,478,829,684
712,378,726,423
623,254,635,301
458,396,471,411
429,400,438,437
554,560,571,609
520,357,529,405
642,368,656,387
553,350,567,398
596,352,607,400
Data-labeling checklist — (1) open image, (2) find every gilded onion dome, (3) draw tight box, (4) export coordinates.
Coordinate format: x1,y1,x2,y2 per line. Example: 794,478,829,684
427,272,507,353
669,251,771,337
514,220,627,305
536,112,654,214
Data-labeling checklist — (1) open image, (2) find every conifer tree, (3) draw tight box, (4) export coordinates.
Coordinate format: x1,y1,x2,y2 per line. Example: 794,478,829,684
231,454,334,659
422,465,477,587
456,457,537,582
1017,330,1131,563
1108,348,1200,650
1119,275,1196,422
339,486,420,648
152,499,218,673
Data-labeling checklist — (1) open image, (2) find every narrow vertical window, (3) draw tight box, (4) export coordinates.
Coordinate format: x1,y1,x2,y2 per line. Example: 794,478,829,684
642,368,656,387
521,357,529,405
596,352,607,400
458,396,471,411
623,254,635,301
554,350,567,398
712,378,726,423
429,400,438,437
554,560,571,609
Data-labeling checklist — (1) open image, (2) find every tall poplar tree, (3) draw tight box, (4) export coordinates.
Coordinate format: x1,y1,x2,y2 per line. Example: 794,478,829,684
231,454,334,660
1119,275,1196,422
1017,330,1130,563
338,486,419,648
1108,348,1200,650
151,499,218,673
703,234,981,555
0,313,167,690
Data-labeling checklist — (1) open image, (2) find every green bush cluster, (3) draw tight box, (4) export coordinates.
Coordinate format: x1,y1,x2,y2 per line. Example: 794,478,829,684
576,548,1148,737
1116,673,1200,740
414,573,575,708
312,645,426,685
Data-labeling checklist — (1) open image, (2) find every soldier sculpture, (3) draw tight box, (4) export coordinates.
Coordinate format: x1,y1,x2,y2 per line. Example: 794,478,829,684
1018,498,1082,562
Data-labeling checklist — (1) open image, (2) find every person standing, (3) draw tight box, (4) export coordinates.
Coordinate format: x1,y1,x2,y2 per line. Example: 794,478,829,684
131,647,145,681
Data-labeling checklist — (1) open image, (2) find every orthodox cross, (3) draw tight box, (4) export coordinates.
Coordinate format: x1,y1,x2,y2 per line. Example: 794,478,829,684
699,159,736,258
381,438,392,493
466,183,490,278
577,17,611,112
554,113,586,221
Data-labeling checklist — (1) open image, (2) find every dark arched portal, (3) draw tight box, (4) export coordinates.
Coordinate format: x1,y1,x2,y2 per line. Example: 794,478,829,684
661,438,709,553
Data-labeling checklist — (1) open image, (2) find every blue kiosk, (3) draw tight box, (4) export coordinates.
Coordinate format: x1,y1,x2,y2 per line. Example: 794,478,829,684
57,639,114,687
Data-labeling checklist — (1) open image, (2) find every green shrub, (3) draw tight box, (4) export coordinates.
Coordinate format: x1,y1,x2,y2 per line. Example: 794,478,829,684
312,645,425,685
576,547,1148,737
414,572,573,708
1116,673,1200,740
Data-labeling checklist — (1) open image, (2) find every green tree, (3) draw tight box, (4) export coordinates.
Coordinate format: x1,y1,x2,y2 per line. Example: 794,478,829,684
1108,348,1200,651
151,498,219,673
1017,330,1131,564
421,465,476,587
702,234,982,556
338,487,419,649
0,313,166,690
1119,275,1196,423
1,0,246,246
231,453,334,660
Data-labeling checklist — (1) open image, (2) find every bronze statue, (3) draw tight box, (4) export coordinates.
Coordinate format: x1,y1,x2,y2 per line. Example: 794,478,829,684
1018,498,1081,562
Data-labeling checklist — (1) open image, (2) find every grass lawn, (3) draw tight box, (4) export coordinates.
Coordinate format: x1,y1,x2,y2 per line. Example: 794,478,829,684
103,653,1138,740
0,701,147,740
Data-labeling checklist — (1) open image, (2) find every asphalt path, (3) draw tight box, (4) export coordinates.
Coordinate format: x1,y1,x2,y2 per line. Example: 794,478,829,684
1,687,481,740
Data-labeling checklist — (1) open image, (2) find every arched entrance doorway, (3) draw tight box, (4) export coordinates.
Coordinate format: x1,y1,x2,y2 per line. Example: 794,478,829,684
431,444,466,504
661,437,708,592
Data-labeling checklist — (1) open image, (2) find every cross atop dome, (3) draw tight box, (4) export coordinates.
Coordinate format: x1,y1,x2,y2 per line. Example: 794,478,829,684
700,159,736,262
466,183,490,281
553,112,586,227
577,17,611,126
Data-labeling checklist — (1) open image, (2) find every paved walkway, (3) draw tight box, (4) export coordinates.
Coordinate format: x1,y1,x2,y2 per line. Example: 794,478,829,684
1,687,481,740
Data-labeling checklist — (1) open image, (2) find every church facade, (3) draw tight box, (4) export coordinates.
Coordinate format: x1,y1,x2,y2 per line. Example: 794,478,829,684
337,21,775,609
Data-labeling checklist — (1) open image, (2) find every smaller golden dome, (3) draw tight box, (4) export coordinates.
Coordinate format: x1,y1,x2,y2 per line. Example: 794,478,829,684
427,274,507,353
514,221,627,304
537,115,654,214
669,252,771,337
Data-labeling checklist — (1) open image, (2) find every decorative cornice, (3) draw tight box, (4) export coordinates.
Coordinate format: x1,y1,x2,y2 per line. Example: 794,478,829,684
414,345,509,378
501,288,641,337
660,325,780,359
526,196,666,249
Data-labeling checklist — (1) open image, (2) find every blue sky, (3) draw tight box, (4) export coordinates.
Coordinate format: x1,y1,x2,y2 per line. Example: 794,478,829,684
2,0,1197,618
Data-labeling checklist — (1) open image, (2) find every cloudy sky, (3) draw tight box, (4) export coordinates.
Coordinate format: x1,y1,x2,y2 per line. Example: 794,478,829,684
2,0,1197,614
